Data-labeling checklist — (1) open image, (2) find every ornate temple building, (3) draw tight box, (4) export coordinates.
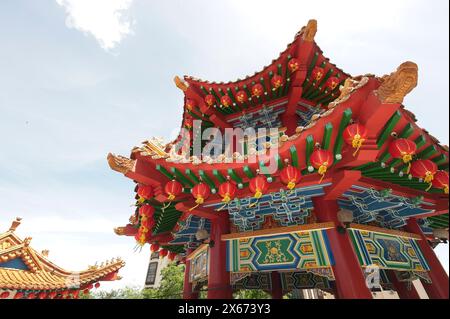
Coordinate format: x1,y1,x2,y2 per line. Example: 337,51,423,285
108,19,449,299
0,218,125,299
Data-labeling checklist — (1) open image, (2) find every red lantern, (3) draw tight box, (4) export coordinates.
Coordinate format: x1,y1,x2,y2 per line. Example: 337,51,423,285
150,243,160,253
220,95,232,107
61,290,69,298
38,292,47,299
388,138,417,173
271,75,283,90
48,291,57,299
165,180,183,201
189,183,211,211
249,175,269,200
159,249,168,258
310,149,334,183
137,184,154,201
184,116,193,129
139,204,155,218
280,165,301,190
311,66,325,82
432,170,449,194
216,180,237,211
251,83,264,97
83,288,89,295
87,283,94,290
0,291,9,299
72,290,80,299
411,159,438,191
326,77,340,90
204,94,215,107
94,282,100,289
288,58,300,72
185,99,196,111
343,123,368,157
168,251,177,261
13,292,24,299
236,90,248,103
135,228,150,246
27,293,36,299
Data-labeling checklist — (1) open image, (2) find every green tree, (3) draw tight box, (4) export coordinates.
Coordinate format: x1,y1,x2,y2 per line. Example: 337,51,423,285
142,263,185,299
233,289,271,299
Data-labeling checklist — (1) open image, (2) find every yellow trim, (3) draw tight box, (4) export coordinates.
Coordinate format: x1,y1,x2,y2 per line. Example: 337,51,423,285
221,222,335,241
348,223,421,240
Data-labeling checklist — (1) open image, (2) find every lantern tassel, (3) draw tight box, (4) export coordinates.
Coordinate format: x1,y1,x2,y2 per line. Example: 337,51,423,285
402,154,413,174
318,165,327,184
424,172,434,191
352,135,364,157
444,185,449,194
248,190,263,208
189,197,204,211
162,194,176,211
216,194,231,211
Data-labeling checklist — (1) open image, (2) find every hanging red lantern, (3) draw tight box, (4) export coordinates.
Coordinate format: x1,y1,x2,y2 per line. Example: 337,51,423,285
310,149,334,183
137,184,154,201
139,204,155,218
163,179,183,210
94,282,101,289
311,66,325,82
236,90,248,103
325,77,340,90
48,291,57,299
280,165,301,190
388,138,417,173
288,58,300,72
13,292,24,299
61,290,69,298
411,159,438,191
271,75,283,90
38,292,47,299
0,291,10,299
249,175,269,206
150,243,160,253
87,283,94,290
251,83,264,97
135,228,150,246
27,293,36,299
184,116,194,129
189,183,211,211
159,249,168,258
168,251,177,261
432,170,449,194
83,288,90,295
220,95,232,107
72,290,80,299
343,123,368,157
204,94,215,107
185,99,196,111
216,180,237,211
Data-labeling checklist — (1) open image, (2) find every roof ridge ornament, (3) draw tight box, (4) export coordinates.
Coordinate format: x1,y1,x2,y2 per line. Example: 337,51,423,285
107,153,135,175
8,217,22,232
174,75,189,91
376,61,418,104
302,19,317,42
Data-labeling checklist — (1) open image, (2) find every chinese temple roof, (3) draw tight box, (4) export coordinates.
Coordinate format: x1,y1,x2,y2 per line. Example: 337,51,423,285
107,19,449,256
0,218,125,299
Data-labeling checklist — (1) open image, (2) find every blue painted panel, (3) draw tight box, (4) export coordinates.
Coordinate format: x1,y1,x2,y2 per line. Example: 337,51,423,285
0,258,29,270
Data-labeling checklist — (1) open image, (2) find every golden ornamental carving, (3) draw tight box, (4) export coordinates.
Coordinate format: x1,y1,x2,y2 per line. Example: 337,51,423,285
376,61,418,104
174,76,189,92
107,153,135,175
113,227,126,236
9,217,22,232
302,19,317,42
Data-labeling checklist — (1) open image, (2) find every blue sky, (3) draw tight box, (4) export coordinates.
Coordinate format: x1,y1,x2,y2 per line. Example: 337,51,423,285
0,0,448,291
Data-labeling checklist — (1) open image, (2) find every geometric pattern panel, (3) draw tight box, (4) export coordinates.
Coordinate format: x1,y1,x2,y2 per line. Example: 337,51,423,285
188,245,209,283
339,185,434,229
206,183,331,232
170,215,211,249
281,271,332,290
226,229,334,272
227,102,286,130
231,272,272,290
348,228,429,272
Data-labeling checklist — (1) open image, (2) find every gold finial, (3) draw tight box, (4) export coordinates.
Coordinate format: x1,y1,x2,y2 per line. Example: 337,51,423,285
41,250,49,257
8,217,22,232
174,76,189,92
107,153,135,175
302,19,317,42
23,237,32,247
376,61,418,104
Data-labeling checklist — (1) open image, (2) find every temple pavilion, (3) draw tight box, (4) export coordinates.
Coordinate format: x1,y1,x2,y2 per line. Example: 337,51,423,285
0,218,125,299
108,19,449,299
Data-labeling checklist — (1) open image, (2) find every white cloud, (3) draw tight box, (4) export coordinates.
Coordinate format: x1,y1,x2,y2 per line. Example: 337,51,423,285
56,0,134,51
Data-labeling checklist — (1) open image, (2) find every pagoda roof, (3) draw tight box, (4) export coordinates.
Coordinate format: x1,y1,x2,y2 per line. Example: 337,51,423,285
107,19,449,255
0,218,124,297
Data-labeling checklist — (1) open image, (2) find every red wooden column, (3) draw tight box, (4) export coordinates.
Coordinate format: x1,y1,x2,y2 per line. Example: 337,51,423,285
270,272,283,299
387,270,420,299
312,197,373,299
207,212,233,299
405,218,449,299
183,249,199,299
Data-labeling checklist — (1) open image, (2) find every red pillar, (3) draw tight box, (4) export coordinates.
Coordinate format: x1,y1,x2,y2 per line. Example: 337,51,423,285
183,249,199,299
207,212,233,299
405,219,449,299
312,198,373,299
387,270,420,299
270,272,283,299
